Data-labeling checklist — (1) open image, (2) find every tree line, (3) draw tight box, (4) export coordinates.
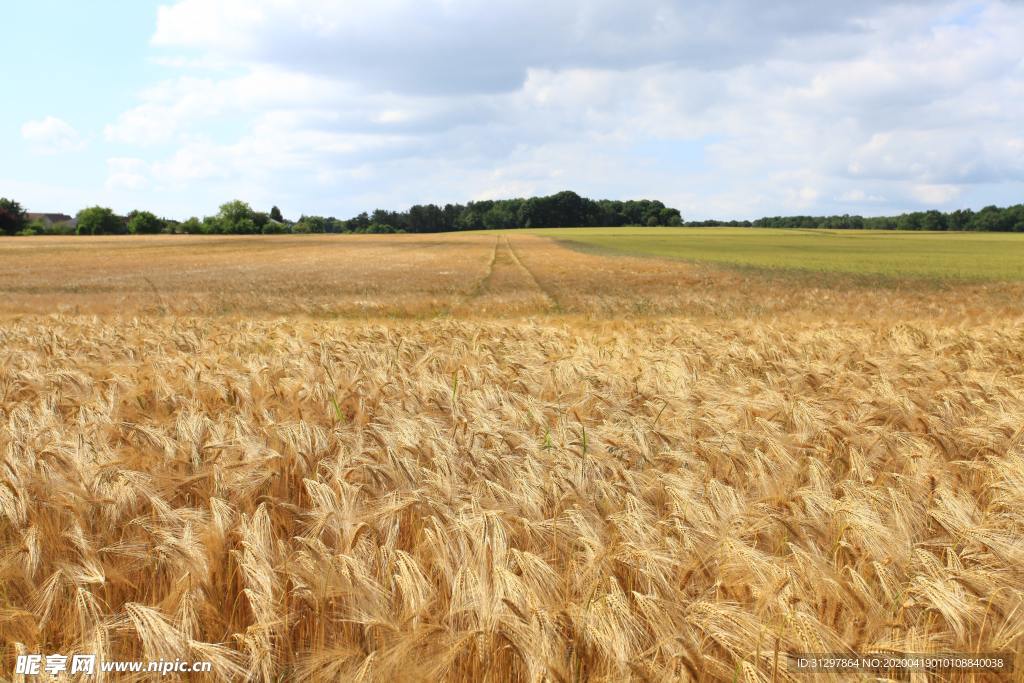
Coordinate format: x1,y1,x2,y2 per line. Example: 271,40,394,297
0,191,682,236
5,193,1024,235
686,204,1024,231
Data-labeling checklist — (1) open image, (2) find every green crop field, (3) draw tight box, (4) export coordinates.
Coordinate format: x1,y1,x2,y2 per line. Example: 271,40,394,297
524,226,1024,280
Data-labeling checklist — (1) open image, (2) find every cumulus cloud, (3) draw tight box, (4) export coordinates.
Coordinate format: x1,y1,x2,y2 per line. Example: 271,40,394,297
151,0,941,95
106,158,150,191
99,0,1024,217
838,189,886,203
911,183,963,204
21,116,86,154
104,68,348,145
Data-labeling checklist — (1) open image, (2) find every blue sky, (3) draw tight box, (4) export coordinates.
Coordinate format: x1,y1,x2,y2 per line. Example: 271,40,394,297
3,0,1023,220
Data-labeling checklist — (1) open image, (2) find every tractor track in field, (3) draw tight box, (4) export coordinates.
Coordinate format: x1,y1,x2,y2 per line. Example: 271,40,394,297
473,235,502,296
445,235,557,316
503,235,561,311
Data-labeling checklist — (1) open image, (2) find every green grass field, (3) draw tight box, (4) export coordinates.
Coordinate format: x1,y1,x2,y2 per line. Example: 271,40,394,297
524,227,1024,280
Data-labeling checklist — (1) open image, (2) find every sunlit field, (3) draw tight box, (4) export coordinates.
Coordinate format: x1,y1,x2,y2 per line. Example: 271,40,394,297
527,227,1024,281
2,232,1023,681
2,232,1024,319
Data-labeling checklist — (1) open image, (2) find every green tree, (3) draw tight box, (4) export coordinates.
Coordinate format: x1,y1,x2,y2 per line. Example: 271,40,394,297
482,202,519,229
127,210,165,235
659,207,683,226
348,212,370,232
216,200,257,234
297,215,327,233
365,223,402,233
1006,204,1024,232
76,206,125,235
253,212,270,231
408,204,444,232
896,212,924,231
270,205,284,222
260,220,289,234
947,209,974,231
919,210,947,231
0,198,28,236
456,203,488,230
177,217,202,234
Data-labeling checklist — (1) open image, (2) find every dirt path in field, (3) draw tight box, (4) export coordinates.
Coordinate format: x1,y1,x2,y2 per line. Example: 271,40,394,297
452,235,557,315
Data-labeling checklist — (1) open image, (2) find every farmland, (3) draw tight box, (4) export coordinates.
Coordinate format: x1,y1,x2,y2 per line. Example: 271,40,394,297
2,232,1024,681
2,232,1024,319
530,226,1024,281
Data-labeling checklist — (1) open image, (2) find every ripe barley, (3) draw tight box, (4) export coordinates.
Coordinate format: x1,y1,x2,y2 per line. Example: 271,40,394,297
1,314,1023,681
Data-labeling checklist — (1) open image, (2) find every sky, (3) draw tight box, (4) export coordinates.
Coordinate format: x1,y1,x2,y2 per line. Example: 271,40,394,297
2,0,1023,221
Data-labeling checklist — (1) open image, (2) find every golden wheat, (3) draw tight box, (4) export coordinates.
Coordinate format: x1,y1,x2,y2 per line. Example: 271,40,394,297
1,311,1023,681
3,233,1024,322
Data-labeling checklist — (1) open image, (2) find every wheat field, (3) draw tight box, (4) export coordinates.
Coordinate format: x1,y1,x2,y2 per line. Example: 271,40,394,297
2,234,1024,681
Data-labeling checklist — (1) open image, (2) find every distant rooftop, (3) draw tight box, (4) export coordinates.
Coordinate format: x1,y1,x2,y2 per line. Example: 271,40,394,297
27,212,74,224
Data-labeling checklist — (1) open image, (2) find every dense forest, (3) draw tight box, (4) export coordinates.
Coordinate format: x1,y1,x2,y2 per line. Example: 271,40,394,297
4,192,1024,235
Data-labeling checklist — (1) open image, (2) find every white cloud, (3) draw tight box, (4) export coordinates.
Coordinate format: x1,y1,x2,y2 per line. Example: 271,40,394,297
106,158,150,191
21,116,86,154
150,0,924,95
93,0,1024,218
151,142,228,183
911,183,962,204
104,68,345,145
838,189,885,202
